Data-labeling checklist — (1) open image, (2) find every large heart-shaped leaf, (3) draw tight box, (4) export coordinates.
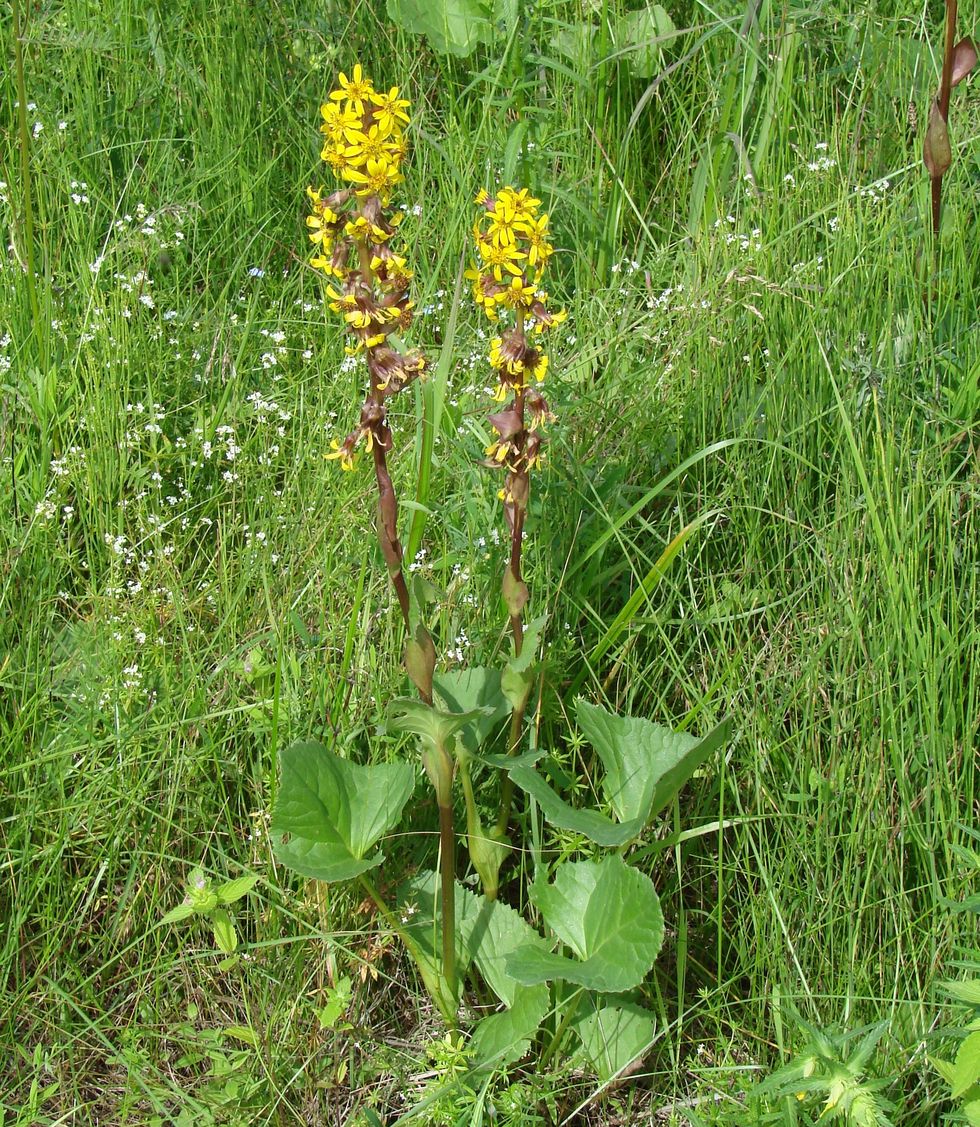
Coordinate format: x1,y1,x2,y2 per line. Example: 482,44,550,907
470,983,549,1070
506,856,664,992
386,0,493,57
573,1002,656,1082
612,4,675,78
507,761,644,846
471,896,551,1007
433,667,509,755
576,701,730,824
271,742,415,883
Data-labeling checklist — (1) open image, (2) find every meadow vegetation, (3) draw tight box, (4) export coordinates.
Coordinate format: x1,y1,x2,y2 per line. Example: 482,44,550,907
1,0,979,1123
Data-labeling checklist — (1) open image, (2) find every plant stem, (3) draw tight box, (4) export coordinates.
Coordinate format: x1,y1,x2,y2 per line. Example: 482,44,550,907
939,0,957,121
357,872,412,951
493,704,526,838
353,231,421,667
493,309,530,837
931,0,958,239
437,799,457,1003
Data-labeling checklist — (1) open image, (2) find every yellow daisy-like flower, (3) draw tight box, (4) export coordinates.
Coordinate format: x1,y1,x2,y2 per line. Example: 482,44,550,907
522,212,553,268
477,238,526,282
310,253,341,277
344,155,404,200
343,123,396,169
306,206,339,248
320,100,362,145
321,141,348,174
330,64,374,110
345,309,375,329
325,285,357,314
499,274,538,309
486,198,524,247
497,186,541,221
370,86,411,132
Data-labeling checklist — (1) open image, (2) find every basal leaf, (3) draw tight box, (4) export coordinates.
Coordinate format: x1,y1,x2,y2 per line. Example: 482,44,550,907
954,1031,980,1099
271,741,415,883
469,984,549,1070
576,700,729,824
941,979,980,1006
506,856,664,992
573,1002,656,1082
508,762,644,846
471,896,550,1007
399,870,487,979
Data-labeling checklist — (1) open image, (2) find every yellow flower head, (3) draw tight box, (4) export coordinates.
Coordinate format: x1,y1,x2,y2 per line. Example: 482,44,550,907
370,86,411,133
330,64,374,110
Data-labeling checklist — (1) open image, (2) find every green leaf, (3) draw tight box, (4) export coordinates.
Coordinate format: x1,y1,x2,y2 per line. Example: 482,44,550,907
576,701,730,824
386,0,493,57
552,19,597,64
215,873,258,906
211,908,237,955
509,615,546,676
501,615,546,710
964,1088,980,1127
471,896,551,1007
933,1056,957,1089
573,1002,656,1082
612,4,675,78
507,762,644,846
941,979,980,1006
271,741,415,883
387,697,492,751
161,902,195,925
317,976,353,1030
954,1031,980,1099
506,856,664,992
470,984,549,1070
222,1025,258,1047
433,668,509,754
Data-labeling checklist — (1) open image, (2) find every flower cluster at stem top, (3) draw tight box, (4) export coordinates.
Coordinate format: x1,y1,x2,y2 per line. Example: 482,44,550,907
467,187,564,504
306,64,426,471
